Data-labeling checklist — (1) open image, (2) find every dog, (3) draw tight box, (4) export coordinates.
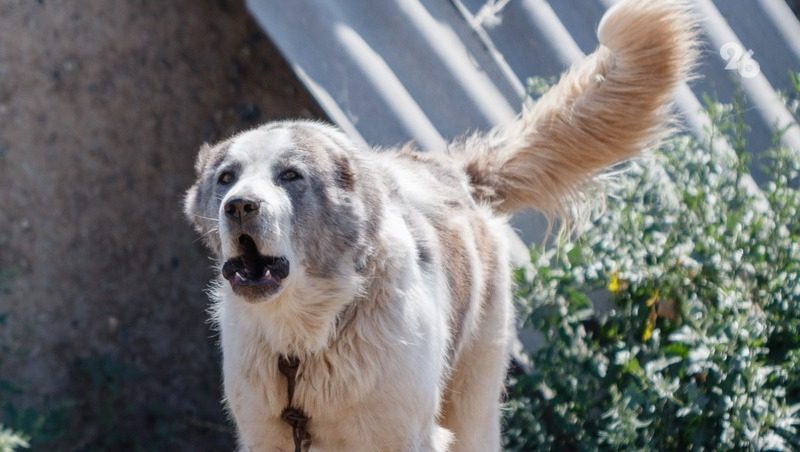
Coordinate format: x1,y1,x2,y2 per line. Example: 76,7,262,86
184,1,696,450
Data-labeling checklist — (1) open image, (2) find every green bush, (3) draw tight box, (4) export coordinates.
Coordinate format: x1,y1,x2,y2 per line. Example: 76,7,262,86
0,426,28,452
0,312,31,452
504,81,800,450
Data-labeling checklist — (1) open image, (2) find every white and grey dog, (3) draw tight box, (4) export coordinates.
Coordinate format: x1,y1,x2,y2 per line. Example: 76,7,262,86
184,1,696,450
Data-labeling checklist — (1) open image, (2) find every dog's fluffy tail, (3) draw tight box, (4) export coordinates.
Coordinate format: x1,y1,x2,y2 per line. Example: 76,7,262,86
452,0,697,217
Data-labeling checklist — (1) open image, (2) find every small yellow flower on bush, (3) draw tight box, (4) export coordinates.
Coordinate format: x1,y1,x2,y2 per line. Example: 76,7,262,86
607,272,623,294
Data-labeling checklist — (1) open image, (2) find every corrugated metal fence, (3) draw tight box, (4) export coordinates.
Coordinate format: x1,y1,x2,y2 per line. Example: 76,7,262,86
246,0,800,241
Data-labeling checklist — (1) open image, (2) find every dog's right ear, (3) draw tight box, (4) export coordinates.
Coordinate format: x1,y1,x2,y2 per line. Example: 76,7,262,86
184,143,212,233
183,178,203,231
184,142,226,254
194,143,213,177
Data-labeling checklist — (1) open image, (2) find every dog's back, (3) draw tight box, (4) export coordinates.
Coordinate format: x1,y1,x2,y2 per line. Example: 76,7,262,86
371,1,697,447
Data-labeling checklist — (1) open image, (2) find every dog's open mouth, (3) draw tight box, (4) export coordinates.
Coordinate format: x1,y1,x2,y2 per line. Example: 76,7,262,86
222,235,290,298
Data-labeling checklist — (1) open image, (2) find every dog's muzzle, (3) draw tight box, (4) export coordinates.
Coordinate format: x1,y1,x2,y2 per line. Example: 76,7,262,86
222,234,290,299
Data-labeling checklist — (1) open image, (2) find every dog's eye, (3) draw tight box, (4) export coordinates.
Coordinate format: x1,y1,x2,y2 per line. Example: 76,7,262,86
218,171,235,185
279,170,302,182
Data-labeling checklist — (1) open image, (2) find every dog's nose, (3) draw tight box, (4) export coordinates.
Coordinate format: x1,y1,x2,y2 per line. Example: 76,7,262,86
224,197,260,222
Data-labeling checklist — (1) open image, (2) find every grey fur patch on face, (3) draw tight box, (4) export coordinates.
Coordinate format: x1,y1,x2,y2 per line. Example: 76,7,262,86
287,124,366,278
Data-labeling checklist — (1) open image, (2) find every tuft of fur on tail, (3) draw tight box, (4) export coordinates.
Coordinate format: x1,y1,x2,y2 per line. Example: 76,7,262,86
451,0,697,220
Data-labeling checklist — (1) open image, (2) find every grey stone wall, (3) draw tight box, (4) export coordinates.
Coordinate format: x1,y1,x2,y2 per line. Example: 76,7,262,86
0,0,321,448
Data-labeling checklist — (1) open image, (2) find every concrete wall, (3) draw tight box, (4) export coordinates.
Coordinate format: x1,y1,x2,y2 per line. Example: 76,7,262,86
0,0,321,448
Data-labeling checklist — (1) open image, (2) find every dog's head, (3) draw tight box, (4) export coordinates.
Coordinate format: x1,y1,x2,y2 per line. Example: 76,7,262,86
184,121,374,303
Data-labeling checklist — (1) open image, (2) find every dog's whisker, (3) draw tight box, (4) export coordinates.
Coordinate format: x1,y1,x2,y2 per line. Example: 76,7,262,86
191,213,219,221
193,227,219,244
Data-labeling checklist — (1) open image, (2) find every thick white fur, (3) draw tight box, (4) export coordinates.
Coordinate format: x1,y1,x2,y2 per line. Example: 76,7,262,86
187,1,696,450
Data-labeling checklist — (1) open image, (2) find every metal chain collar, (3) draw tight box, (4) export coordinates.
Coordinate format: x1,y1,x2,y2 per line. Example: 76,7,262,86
277,355,311,452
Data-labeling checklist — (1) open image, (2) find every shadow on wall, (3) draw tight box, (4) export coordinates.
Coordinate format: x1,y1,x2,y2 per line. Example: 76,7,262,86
789,0,800,16
0,0,323,449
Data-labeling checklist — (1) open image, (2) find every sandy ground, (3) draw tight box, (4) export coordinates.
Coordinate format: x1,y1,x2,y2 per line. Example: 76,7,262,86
0,0,322,448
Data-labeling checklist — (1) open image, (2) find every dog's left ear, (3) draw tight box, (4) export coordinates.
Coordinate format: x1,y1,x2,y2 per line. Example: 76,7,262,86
334,154,355,192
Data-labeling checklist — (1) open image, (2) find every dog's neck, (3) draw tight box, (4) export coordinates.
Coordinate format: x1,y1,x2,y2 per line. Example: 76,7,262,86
215,274,359,356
